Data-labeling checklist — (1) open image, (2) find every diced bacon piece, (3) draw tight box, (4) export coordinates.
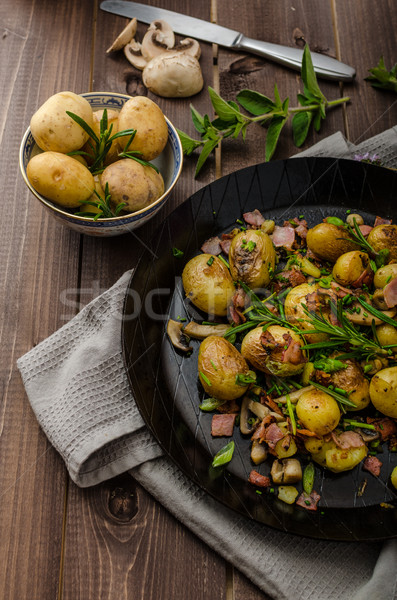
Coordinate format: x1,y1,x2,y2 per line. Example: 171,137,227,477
383,277,397,308
248,470,271,487
201,236,222,255
251,415,275,442
363,455,382,477
367,417,397,441
243,209,265,228
211,413,236,437
220,238,232,255
331,431,365,449
359,224,373,237
295,223,308,239
271,225,295,250
263,423,285,449
351,267,374,289
374,216,392,226
296,490,321,511
282,337,306,365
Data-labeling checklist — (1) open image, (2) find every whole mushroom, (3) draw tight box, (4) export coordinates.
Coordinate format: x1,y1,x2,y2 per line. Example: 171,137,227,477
142,53,204,97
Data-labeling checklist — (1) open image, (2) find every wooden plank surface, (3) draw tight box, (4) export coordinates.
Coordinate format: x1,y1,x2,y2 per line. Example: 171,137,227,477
1,0,396,599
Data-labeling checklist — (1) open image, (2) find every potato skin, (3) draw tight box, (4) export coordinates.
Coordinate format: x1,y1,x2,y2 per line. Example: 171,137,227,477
117,96,168,161
376,323,397,352
306,439,367,473
306,222,356,262
100,159,164,213
323,356,370,412
369,366,397,417
367,224,397,262
229,229,276,289
332,251,371,287
30,91,93,153
241,325,305,377
182,254,235,317
284,283,328,344
296,389,340,436
373,263,397,288
198,335,250,400
26,151,95,208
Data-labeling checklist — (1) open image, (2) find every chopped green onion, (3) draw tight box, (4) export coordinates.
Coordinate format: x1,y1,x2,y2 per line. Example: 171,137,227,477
286,393,296,435
200,372,212,386
207,256,215,266
199,397,226,412
303,463,315,495
172,247,184,258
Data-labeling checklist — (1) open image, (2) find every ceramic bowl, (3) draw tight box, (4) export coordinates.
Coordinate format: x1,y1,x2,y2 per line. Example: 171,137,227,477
19,92,183,237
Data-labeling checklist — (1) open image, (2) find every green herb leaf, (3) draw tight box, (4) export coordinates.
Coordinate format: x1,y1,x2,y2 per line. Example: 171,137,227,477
176,129,203,155
236,89,277,115
292,110,313,146
208,87,242,122
313,357,348,373
236,371,257,386
265,114,288,161
195,138,220,176
172,247,184,258
190,105,206,132
199,397,226,412
365,57,397,93
301,44,326,102
212,441,235,468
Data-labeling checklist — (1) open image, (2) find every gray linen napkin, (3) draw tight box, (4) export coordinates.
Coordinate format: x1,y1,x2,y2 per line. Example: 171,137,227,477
18,128,397,600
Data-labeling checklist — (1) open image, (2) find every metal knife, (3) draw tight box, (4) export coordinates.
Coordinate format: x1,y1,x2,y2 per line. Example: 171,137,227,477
100,0,355,81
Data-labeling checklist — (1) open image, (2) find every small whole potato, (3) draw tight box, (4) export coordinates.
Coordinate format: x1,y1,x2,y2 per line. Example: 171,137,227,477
82,108,120,166
373,263,397,288
26,151,95,208
30,91,94,153
332,251,372,287
296,389,340,436
306,222,356,262
228,229,276,289
117,96,168,161
100,159,164,213
307,439,367,473
320,355,370,412
369,366,397,417
367,224,397,262
198,335,250,400
376,323,397,351
284,283,328,344
182,254,235,317
241,325,306,377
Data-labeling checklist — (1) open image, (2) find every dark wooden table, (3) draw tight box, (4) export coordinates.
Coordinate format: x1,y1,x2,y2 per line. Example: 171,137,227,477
2,1,396,598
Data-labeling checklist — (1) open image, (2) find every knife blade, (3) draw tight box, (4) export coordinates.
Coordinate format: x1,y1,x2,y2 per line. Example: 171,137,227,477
100,0,355,81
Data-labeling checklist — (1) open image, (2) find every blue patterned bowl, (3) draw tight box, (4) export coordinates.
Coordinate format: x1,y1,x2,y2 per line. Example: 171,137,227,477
19,92,183,237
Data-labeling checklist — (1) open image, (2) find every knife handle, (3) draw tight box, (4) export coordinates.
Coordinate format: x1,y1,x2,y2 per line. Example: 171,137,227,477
234,35,355,81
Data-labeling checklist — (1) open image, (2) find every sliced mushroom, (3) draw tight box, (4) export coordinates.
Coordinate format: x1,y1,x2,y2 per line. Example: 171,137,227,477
141,19,175,60
372,289,388,311
271,458,302,484
248,399,283,422
240,396,261,435
272,385,314,405
106,18,137,53
172,38,201,59
124,39,148,70
183,321,230,340
251,439,267,465
142,53,204,98
167,319,192,352
346,302,396,325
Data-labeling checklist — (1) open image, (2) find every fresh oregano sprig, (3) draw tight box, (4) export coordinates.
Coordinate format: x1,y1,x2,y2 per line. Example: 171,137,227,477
365,56,397,94
177,45,350,176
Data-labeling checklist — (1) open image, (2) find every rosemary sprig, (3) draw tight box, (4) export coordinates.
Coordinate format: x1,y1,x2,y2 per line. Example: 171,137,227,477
357,297,397,327
309,380,357,409
75,182,126,220
239,282,300,332
344,218,389,268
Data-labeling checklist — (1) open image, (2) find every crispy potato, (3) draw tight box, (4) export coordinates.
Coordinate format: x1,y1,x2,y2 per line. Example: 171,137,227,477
198,336,250,400
228,229,276,289
307,439,367,473
296,389,340,436
241,325,306,377
306,222,356,262
100,159,164,213
30,91,93,153
26,151,95,208
117,96,168,161
367,224,397,262
369,366,397,417
182,254,235,317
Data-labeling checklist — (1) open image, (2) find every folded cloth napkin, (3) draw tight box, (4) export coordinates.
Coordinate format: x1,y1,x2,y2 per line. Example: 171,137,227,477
18,128,397,600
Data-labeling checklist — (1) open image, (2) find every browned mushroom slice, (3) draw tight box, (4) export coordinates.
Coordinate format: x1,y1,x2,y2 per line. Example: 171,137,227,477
183,321,230,340
167,319,192,352
106,18,137,53
270,458,302,484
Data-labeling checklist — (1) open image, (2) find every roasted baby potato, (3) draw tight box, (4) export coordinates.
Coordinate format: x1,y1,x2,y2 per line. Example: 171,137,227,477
241,325,306,377
198,335,250,400
367,224,397,262
26,151,95,208
296,389,340,436
375,323,397,352
30,91,94,153
306,438,368,473
321,356,370,412
284,283,328,344
117,96,168,161
100,159,164,213
332,251,372,287
373,263,397,288
228,229,276,289
182,254,235,317
369,366,397,417
306,222,356,262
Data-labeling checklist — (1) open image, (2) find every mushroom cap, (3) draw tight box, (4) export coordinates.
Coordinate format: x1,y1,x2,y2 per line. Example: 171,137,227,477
124,40,148,70
141,19,175,60
173,38,201,59
106,18,137,53
142,53,204,98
